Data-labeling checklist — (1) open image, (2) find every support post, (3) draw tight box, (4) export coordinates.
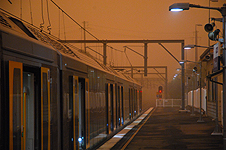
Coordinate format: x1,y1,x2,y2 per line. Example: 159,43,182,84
181,42,185,110
144,43,148,76
191,71,195,116
197,62,204,122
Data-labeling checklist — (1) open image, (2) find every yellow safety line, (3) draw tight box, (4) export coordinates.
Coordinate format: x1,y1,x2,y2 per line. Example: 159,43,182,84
121,107,156,150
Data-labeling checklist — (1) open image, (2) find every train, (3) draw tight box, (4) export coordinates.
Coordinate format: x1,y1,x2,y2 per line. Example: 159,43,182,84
0,11,142,150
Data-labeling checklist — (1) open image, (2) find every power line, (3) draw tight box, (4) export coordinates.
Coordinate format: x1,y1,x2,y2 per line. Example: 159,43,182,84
50,0,100,41
46,0,51,33
50,0,124,59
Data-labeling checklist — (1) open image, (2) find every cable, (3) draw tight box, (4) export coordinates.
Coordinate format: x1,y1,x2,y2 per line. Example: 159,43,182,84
124,47,132,67
46,0,51,33
50,0,126,65
50,0,100,41
58,9,60,38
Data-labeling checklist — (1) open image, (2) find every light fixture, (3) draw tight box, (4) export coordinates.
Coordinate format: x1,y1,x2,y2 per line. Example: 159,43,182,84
208,29,220,41
179,60,185,64
169,3,190,11
184,44,195,49
183,44,212,49
204,22,215,32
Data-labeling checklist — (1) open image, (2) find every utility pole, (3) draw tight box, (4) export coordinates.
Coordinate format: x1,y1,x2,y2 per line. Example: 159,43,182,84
195,24,202,62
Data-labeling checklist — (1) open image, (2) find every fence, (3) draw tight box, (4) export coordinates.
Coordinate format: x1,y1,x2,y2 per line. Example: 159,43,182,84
156,99,182,107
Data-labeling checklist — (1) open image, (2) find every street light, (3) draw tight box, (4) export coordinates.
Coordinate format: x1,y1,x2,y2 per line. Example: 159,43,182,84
179,60,204,122
184,44,213,50
169,3,226,142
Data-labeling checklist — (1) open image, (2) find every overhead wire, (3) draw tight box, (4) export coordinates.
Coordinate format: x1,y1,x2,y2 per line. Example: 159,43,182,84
58,9,60,38
124,47,132,67
50,0,100,41
50,0,125,63
40,0,45,30
46,0,52,33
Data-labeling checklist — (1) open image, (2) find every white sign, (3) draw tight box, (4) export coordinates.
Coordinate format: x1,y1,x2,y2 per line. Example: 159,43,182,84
213,42,220,72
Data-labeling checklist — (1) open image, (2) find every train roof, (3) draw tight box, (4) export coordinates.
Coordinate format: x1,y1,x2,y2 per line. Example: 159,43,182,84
0,11,141,86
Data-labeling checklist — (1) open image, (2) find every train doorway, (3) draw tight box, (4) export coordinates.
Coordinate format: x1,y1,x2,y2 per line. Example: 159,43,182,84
23,72,35,150
78,78,90,149
8,61,51,150
69,75,79,150
106,83,114,134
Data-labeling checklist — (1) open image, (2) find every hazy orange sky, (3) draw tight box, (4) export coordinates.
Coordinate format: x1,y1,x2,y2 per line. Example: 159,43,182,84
0,0,225,81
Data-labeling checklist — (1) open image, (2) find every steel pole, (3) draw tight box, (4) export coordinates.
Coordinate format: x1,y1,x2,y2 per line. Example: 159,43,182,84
195,25,198,61
197,62,204,122
144,43,148,76
181,42,185,110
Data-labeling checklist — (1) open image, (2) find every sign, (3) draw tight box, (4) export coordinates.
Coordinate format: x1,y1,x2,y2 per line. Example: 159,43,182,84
213,42,220,72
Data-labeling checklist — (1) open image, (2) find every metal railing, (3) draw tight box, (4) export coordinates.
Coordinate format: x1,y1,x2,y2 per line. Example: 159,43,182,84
156,99,182,107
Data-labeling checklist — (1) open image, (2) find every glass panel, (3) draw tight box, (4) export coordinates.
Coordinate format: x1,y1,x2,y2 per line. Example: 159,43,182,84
24,72,35,150
13,68,21,150
43,72,48,150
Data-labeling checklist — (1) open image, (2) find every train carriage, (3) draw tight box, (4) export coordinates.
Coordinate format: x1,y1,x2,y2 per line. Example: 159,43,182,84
0,11,142,150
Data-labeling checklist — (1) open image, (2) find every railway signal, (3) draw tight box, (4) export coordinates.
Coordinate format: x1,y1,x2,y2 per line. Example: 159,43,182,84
158,86,163,93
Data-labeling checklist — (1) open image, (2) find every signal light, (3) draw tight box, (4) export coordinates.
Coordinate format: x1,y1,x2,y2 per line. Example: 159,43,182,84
158,86,163,93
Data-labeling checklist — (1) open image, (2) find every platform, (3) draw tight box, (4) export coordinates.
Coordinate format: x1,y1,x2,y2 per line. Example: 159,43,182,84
97,107,223,150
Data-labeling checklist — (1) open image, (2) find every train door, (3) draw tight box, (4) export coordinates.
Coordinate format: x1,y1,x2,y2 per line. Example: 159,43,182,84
113,84,116,130
85,78,90,149
41,67,51,150
129,88,134,119
9,61,23,150
110,84,114,131
121,86,124,125
129,88,131,119
8,61,51,150
69,75,79,150
78,78,90,149
105,83,110,134
114,84,117,128
105,83,114,134
23,72,35,150
134,89,137,116
118,86,121,126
